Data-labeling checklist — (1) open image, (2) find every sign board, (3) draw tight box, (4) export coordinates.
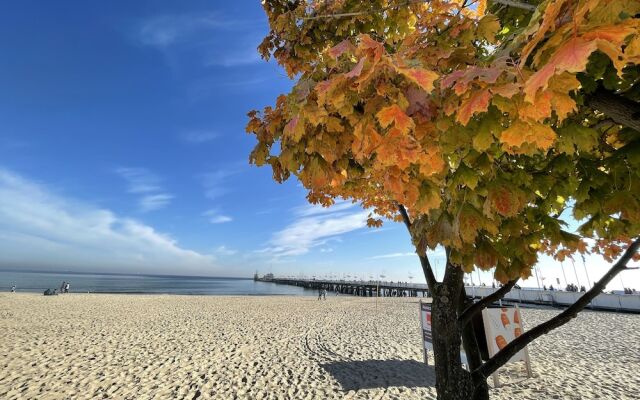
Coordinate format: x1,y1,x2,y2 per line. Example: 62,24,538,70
481,307,526,363
481,305,532,386
419,301,468,367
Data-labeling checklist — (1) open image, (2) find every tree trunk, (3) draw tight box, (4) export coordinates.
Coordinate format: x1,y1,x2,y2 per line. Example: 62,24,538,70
428,263,491,400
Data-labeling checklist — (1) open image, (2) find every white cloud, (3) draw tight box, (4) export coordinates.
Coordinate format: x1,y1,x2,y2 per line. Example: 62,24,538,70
263,203,369,258
116,167,172,212
116,167,161,194
203,209,232,224
214,245,237,256
369,252,416,260
0,168,217,275
294,200,356,217
134,14,261,68
136,14,239,47
200,168,239,199
204,45,262,67
140,194,174,212
182,130,219,144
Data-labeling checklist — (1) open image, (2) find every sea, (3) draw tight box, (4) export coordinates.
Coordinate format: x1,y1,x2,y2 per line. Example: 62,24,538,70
0,270,312,296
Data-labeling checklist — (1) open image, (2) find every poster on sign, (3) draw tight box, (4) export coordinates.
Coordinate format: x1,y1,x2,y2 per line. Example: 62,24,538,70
481,305,532,387
481,306,527,363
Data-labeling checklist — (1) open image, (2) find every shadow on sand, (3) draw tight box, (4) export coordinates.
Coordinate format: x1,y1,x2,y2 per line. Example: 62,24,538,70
320,359,436,391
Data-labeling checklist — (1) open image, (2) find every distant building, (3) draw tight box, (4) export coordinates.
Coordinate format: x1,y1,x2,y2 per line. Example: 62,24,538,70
263,273,274,281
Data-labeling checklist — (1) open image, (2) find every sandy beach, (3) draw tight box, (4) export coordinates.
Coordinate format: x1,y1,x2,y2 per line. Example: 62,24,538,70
1,294,638,399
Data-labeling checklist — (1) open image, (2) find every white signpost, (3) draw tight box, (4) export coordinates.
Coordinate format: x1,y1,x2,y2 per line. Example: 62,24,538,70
420,302,531,385
419,301,433,364
481,305,532,387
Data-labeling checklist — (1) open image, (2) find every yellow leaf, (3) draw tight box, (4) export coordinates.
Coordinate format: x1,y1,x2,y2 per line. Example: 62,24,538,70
376,105,415,134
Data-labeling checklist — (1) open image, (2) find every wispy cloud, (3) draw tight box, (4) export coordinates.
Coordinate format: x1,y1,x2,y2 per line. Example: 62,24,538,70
135,13,241,47
200,168,240,200
214,245,237,256
140,194,174,212
134,13,262,68
203,209,232,224
262,202,369,258
203,42,262,67
368,252,416,260
0,168,217,275
116,167,172,212
182,130,218,144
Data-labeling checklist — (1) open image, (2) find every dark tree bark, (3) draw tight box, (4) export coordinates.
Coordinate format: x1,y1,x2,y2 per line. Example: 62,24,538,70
458,289,490,400
430,262,475,399
459,279,518,325
586,87,640,132
398,204,437,290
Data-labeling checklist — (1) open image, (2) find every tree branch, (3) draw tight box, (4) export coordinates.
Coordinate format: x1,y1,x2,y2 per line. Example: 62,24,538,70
459,279,518,325
475,237,640,379
586,87,640,132
491,0,536,11
302,0,536,20
398,204,437,290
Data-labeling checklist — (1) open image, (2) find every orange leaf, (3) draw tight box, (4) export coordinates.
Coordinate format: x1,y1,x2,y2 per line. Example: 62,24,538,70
457,89,491,126
525,37,597,102
488,185,526,217
376,105,415,134
551,92,577,121
520,90,552,121
327,39,355,59
395,67,439,92
490,83,521,99
581,21,638,43
358,34,384,63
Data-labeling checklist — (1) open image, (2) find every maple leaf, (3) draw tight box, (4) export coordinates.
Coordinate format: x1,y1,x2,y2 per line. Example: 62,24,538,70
477,15,500,42
457,89,491,126
524,37,598,101
283,116,305,142
376,105,415,134
395,66,439,92
500,120,556,152
327,39,355,59
357,34,384,63
490,83,520,99
581,21,638,43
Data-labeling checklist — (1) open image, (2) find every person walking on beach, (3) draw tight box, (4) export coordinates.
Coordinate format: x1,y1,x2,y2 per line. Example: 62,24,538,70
318,287,323,300
60,281,66,294
64,282,70,293
11,284,16,293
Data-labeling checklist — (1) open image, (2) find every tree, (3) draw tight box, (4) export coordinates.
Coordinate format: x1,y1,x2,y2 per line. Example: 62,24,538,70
246,1,640,398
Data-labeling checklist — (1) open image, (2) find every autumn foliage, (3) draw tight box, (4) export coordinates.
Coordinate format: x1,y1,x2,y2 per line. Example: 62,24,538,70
247,0,640,283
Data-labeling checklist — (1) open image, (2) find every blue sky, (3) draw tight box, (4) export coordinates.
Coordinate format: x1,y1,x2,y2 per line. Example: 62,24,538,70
0,1,637,289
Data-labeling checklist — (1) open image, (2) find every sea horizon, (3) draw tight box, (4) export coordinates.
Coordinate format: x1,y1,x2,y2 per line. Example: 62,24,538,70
0,269,312,296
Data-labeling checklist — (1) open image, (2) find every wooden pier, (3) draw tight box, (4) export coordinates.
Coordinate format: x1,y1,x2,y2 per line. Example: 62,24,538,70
256,276,640,312
256,277,429,297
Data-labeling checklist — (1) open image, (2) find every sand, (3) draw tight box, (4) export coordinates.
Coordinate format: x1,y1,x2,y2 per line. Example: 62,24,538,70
0,293,638,399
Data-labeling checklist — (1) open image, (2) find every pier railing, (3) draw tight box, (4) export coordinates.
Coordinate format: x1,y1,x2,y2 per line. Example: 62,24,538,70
257,277,640,312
